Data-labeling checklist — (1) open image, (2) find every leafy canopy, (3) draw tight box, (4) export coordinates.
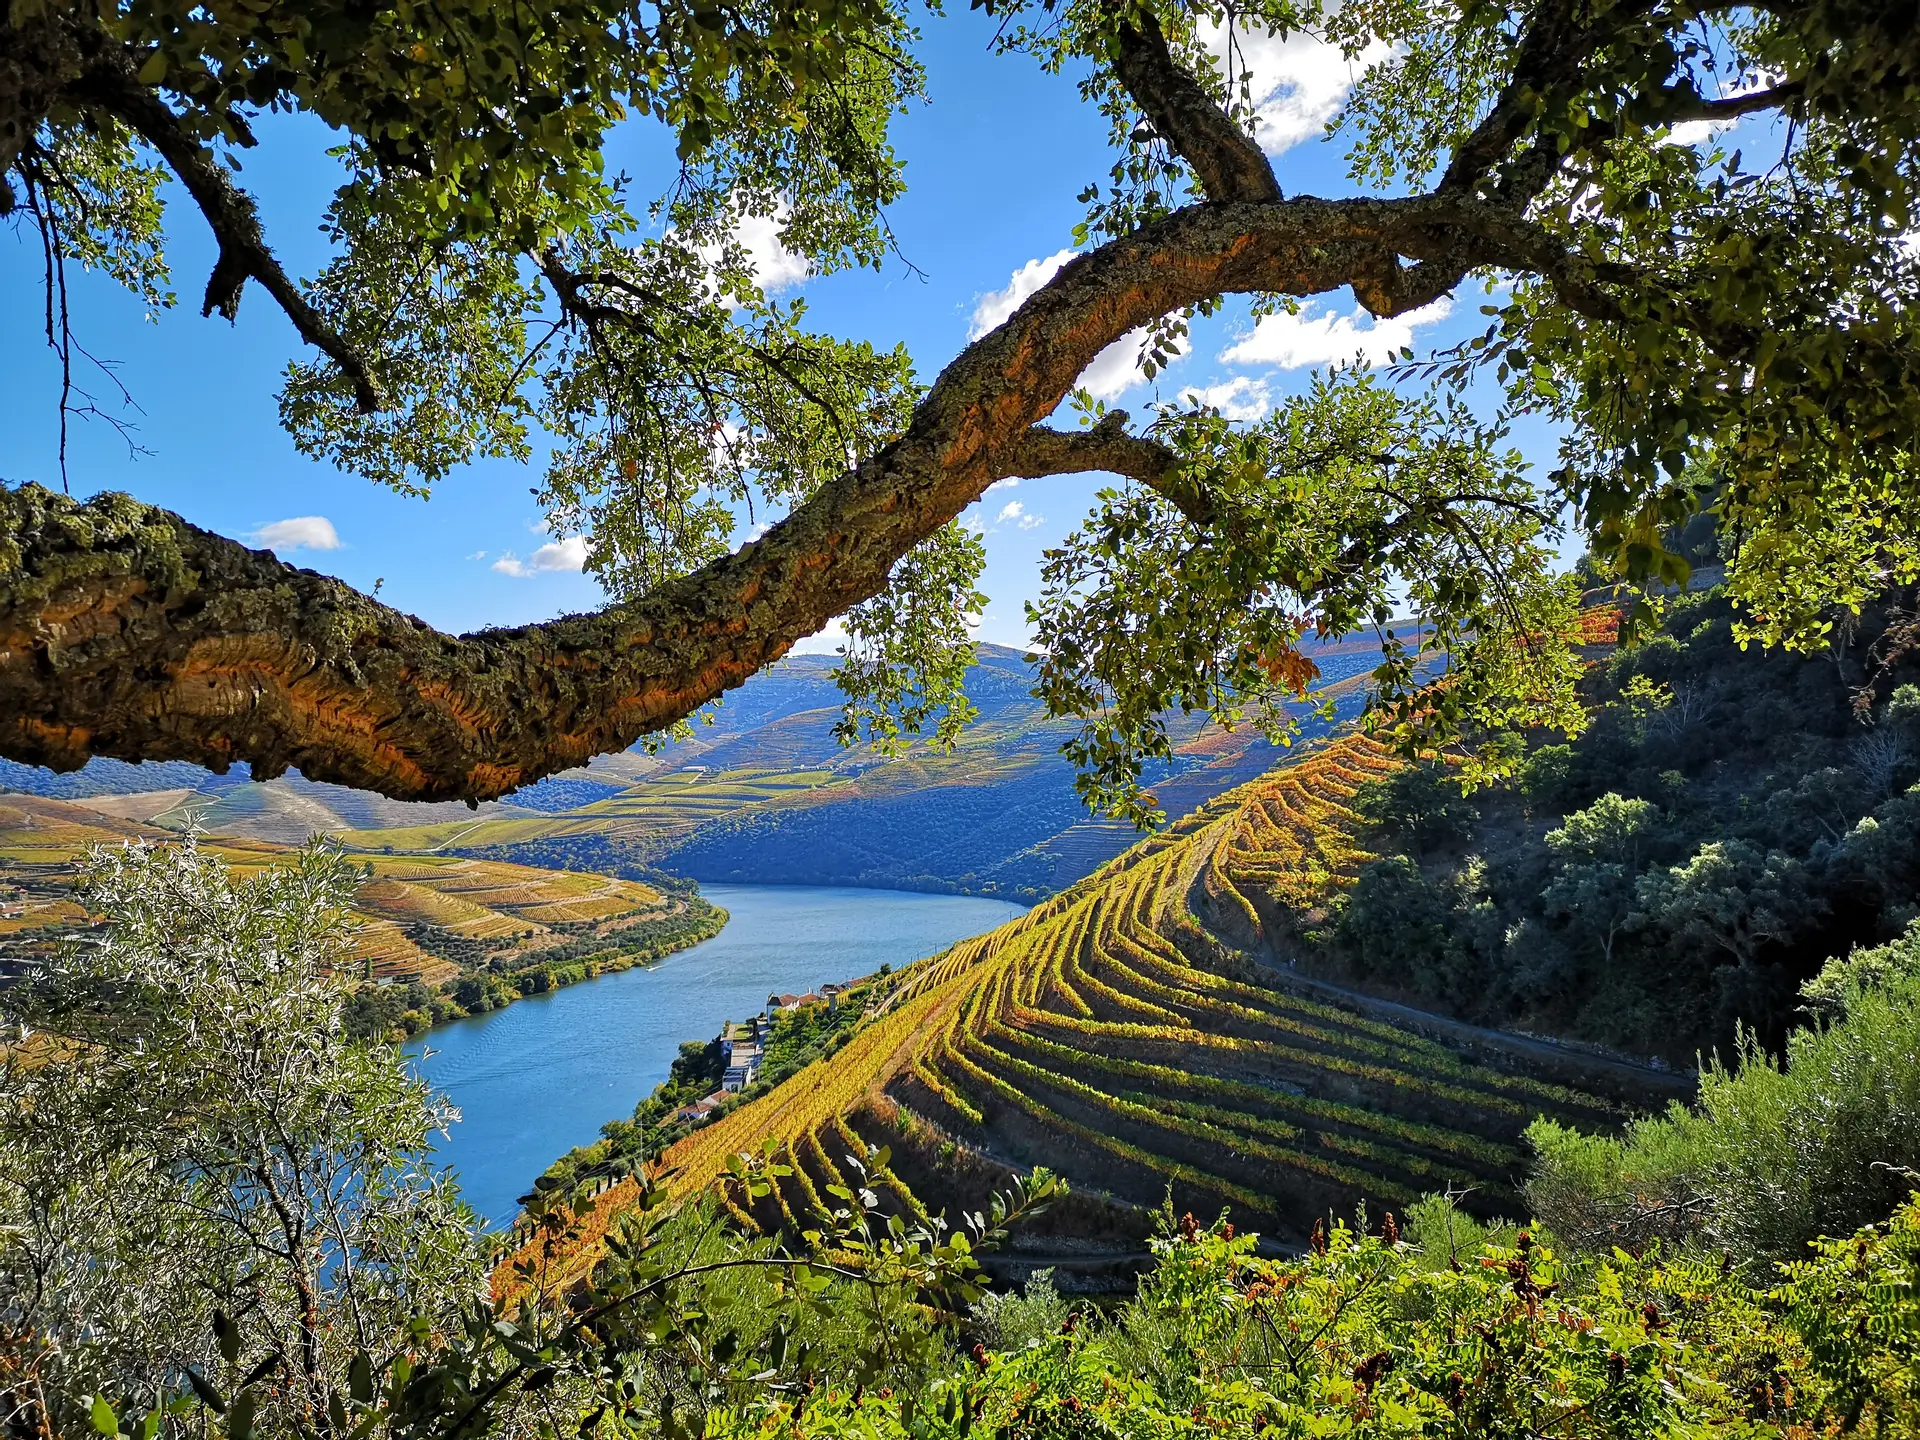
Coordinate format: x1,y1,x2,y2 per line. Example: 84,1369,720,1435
11,0,1920,818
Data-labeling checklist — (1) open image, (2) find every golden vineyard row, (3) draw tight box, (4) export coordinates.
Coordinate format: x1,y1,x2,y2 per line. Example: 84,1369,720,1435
507,731,1635,1293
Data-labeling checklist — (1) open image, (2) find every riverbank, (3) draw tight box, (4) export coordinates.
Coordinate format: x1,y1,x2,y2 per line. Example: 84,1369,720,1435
411,885,1027,1226
346,889,727,1041
526,969,890,1210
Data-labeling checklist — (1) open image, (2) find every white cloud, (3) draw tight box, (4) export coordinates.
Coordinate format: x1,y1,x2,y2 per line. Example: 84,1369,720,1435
466,550,488,561
1179,375,1272,421
1079,326,1185,401
970,249,1077,338
790,617,847,655
1663,69,1784,148
987,477,1019,493
995,500,1044,531
730,206,809,293
1200,22,1392,156
250,516,341,552
1219,295,1453,369
493,535,589,578
1665,118,1724,148
691,201,809,303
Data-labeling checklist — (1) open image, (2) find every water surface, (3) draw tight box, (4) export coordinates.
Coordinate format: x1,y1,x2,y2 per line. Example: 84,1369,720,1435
411,884,1026,1226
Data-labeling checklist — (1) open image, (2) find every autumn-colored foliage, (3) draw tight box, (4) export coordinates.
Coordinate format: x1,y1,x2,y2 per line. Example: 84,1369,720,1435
522,733,1639,1288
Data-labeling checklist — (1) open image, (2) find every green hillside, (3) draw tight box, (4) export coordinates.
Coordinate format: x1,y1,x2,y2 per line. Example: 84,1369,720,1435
519,588,1920,1290
1294,589,1920,1062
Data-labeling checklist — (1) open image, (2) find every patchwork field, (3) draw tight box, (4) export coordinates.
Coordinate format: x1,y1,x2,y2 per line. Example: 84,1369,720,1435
0,796,709,993
322,768,841,854
506,729,1692,1292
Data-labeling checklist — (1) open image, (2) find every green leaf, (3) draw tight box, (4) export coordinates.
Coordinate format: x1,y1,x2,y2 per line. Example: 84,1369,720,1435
90,1395,118,1437
183,1370,226,1416
348,1353,374,1405
212,1309,239,1366
228,1389,257,1440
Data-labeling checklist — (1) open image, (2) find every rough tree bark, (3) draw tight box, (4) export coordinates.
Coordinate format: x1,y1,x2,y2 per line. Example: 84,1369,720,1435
0,5,1704,802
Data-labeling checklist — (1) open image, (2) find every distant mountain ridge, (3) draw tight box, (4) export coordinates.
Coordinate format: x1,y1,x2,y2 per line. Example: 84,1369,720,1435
0,642,1384,899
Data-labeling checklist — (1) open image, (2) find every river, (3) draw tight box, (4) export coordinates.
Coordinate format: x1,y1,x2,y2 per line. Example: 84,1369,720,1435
410,884,1027,1227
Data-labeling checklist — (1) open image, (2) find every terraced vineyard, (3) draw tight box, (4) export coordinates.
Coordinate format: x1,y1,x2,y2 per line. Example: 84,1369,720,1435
508,731,1691,1292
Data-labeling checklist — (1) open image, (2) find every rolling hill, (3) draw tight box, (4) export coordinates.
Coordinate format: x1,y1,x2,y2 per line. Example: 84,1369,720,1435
0,642,1387,899
0,794,722,1033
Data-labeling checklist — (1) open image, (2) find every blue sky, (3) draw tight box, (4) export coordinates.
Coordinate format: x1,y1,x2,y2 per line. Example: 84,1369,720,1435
0,11,1572,650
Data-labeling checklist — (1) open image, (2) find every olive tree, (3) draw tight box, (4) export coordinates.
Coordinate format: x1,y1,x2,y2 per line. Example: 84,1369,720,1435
0,841,483,1438
4,0,1918,820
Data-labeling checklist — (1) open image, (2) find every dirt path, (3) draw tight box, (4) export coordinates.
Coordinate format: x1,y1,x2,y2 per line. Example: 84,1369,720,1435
1254,960,1696,1101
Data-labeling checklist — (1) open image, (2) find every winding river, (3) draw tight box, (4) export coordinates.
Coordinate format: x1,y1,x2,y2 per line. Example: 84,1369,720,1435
410,884,1027,1226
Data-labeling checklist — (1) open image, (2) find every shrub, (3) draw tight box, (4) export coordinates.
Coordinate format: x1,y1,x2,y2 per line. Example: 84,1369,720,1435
1336,856,1473,1000
0,840,480,1439
1801,917,1920,1017
969,1269,1071,1351
1353,763,1478,852
1521,743,1579,813
1527,920,1920,1264
685,1198,1909,1440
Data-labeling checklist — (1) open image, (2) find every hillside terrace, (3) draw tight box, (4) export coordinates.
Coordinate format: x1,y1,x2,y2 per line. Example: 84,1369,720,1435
501,724,1693,1300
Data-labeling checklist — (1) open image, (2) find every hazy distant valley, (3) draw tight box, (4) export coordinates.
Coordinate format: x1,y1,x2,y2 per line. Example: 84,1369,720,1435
0,641,1383,900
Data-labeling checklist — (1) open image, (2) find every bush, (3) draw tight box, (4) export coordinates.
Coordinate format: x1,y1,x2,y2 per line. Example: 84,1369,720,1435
319,1173,1920,1440
1520,743,1578,813
701,1199,1907,1440
1526,919,1920,1264
0,841,480,1439
1336,856,1473,1000
1353,763,1478,852
969,1268,1070,1350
